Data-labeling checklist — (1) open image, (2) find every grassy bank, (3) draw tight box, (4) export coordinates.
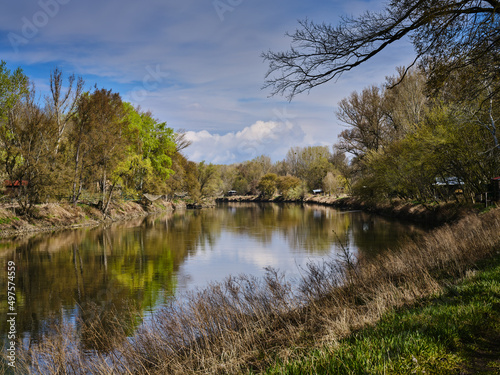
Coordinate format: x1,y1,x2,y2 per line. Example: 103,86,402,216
4,208,500,374
265,255,500,374
0,199,175,238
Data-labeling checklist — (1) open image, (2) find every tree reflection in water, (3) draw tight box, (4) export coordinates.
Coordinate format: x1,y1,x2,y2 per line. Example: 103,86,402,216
0,203,424,351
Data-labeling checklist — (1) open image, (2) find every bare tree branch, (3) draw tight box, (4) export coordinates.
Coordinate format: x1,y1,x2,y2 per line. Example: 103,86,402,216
263,0,500,100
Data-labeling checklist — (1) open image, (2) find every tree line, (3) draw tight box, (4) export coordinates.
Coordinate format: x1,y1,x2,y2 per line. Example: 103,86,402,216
189,65,499,203
191,149,349,200
260,0,499,203
0,62,350,214
335,67,499,202
4,0,500,215
3,60,497,211
0,62,199,215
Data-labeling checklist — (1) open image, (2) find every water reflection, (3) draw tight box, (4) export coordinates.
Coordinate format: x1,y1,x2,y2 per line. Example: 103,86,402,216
0,202,424,349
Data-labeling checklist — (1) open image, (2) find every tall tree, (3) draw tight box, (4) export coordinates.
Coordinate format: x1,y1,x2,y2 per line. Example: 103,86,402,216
336,86,386,158
383,67,429,139
284,146,332,189
122,104,176,194
276,175,301,199
197,161,219,197
70,88,128,211
46,67,84,154
257,173,278,198
0,70,60,213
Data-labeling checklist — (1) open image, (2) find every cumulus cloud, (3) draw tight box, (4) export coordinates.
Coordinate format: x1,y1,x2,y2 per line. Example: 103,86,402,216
184,120,306,164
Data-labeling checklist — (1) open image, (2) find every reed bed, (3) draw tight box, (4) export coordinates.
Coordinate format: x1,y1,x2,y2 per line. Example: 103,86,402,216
7,208,500,374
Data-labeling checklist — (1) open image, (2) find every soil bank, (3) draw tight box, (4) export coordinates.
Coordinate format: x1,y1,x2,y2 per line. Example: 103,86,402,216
0,199,177,238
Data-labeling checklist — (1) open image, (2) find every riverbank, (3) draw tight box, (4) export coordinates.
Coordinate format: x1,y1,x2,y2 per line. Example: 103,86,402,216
14,206,500,374
0,199,176,238
1,194,482,238
219,195,482,226
265,253,500,374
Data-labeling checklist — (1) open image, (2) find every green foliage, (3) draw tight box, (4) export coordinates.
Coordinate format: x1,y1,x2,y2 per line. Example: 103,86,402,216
356,102,498,202
322,171,344,197
122,103,176,194
0,61,28,120
233,175,249,195
185,160,201,202
257,173,278,198
70,87,130,213
266,258,500,374
277,175,301,200
231,156,273,195
285,146,333,190
0,62,72,214
197,161,220,197
164,152,199,199
0,64,187,213
287,180,308,201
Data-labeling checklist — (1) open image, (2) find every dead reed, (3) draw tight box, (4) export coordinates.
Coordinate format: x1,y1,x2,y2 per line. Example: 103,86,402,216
9,208,500,374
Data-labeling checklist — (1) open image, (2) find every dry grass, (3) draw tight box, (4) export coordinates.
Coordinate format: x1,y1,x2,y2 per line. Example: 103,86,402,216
8,209,500,374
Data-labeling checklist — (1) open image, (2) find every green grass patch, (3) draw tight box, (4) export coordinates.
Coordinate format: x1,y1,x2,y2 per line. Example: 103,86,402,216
0,217,17,224
0,217,12,224
264,258,500,375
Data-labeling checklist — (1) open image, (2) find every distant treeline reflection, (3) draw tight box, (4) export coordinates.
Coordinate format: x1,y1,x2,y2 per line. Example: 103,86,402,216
0,203,424,350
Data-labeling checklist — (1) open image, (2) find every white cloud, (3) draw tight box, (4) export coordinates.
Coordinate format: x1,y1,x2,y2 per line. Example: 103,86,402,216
0,0,417,165
184,120,306,164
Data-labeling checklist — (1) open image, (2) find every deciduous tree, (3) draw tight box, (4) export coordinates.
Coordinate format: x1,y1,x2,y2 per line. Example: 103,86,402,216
276,175,301,199
263,0,500,101
257,173,278,198
336,86,387,157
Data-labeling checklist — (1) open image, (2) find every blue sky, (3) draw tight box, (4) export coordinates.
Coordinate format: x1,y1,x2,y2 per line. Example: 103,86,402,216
1,0,415,164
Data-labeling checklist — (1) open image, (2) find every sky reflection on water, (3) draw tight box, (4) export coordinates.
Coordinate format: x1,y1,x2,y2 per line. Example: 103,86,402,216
0,202,424,349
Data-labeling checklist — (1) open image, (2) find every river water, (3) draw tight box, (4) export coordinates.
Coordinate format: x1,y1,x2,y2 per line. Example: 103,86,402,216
0,202,424,349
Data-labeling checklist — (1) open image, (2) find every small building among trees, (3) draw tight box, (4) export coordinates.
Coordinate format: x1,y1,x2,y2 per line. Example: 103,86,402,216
3,180,28,196
434,177,464,201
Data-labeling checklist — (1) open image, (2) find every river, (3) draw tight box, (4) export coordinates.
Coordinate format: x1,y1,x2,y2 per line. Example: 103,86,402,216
0,202,425,350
